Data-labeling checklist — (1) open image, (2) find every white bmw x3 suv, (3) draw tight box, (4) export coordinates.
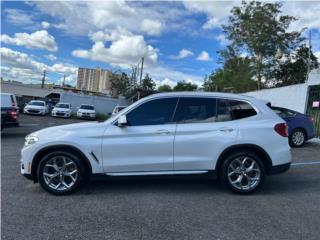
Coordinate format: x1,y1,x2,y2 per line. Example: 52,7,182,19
21,92,291,195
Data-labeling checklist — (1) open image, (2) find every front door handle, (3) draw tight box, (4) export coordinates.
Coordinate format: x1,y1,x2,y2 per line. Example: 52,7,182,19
219,127,234,132
155,129,170,135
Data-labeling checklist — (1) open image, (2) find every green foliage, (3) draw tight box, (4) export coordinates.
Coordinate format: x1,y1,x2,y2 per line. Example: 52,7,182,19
140,74,156,90
158,84,172,92
223,1,303,89
110,72,130,97
204,48,257,93
173,81,198,91
273,45,319,87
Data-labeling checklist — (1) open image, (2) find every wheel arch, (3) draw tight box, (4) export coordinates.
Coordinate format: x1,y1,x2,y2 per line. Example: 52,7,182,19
215,144,273,175
31,144,93,182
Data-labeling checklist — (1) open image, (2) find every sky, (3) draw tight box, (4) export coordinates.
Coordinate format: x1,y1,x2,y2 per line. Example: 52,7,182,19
1,0,320,88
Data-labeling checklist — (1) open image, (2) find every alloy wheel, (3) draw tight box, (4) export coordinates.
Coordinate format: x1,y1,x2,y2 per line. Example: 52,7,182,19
43,156,78,191
292,131,305,146
227,156,261,191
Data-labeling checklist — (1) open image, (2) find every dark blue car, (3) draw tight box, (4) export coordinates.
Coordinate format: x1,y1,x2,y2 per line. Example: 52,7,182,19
271,106,316,147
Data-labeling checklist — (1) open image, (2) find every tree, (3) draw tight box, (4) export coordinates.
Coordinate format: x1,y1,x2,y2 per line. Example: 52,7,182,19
173,81,198,91
204,49,257,93
158,84,172,92
110,72,130,97
140,74,156,91
223,1,303,89
273,45,319,87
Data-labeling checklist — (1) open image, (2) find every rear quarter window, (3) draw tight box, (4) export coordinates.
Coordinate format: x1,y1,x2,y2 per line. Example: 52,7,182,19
217,99,257,121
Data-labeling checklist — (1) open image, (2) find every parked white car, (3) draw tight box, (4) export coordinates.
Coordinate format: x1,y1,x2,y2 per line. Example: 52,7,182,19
77,104,96,119
112,105,127,115
51,103,72,118
21,92,291,195
24,100,49,115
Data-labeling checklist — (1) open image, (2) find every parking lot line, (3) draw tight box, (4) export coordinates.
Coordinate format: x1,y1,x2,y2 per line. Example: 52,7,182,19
291,161,320,166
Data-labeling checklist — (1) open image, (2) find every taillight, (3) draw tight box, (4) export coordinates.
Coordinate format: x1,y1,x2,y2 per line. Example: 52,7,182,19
274,123,288,137
8,111,17,119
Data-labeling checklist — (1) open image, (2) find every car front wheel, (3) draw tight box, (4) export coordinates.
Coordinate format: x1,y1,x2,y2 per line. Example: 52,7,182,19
37,151,86,195
220,151,265,194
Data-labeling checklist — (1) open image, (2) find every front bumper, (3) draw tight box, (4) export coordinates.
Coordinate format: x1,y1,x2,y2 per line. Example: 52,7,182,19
52,112,71,117
77,113,96,119
24,109,45,115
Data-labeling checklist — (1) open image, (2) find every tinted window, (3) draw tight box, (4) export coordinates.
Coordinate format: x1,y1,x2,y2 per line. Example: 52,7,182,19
173,97,217,123
126,98,178,126
229,100,257,119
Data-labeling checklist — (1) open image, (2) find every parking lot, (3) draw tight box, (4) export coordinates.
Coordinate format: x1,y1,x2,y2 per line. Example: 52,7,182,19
1,114,320,240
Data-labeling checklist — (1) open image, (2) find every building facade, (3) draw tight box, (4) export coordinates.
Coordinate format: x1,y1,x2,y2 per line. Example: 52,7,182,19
76,67,112,94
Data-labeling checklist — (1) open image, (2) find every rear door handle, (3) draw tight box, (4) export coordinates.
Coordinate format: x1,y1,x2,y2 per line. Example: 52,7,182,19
219,127,234,132
155,129,170,135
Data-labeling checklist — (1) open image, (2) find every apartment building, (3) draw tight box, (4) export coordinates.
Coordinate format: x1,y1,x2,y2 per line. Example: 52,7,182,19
76,67,112,94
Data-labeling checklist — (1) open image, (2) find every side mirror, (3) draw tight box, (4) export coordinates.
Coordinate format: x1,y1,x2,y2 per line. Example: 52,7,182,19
117,115,128,127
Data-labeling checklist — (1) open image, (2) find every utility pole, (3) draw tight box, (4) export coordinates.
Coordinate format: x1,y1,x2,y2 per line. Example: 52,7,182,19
139,57,144,86
41,69,46,89
307,30,311,79
63,74,66,87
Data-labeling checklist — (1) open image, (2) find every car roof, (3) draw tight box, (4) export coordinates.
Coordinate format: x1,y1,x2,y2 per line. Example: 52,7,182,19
57,102,70,104
145,91,263,103
81,104,94,106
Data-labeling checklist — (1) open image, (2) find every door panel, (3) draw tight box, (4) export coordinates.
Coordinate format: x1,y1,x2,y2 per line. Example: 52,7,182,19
174,122,237,170
102,124,176,172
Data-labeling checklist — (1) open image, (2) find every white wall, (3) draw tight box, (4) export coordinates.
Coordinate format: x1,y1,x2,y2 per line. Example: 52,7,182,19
60,92,129,115
245,69,320,113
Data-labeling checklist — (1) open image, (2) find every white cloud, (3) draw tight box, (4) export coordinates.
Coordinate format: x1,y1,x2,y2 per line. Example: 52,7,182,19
214,34,229,46
33,1,167,37
197,51,212,61
141,19,163,36
45,54,57,61
4,8,35,26
282,2,320,32
41,21,50,29
0,47,76,84
72,35,158,68
170,48,194,60
183,1,238,30
1,30,58,52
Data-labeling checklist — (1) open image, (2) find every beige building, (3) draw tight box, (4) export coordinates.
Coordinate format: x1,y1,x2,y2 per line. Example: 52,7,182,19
76,67,112,93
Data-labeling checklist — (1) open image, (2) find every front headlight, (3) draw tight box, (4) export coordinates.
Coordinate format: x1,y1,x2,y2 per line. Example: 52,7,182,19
24,135,39,147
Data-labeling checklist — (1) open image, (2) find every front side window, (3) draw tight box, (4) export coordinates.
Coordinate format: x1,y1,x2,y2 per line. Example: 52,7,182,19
173,97,217,123
126,98,178,126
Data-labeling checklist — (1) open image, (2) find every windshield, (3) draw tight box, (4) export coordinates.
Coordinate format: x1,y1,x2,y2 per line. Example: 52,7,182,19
80,105,94,110
56,103,70,109
29,101,44,106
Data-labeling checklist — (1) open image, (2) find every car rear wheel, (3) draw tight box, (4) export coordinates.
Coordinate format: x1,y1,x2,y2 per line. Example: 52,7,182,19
289,129,306,148
219,151,265,194
37,151,86,195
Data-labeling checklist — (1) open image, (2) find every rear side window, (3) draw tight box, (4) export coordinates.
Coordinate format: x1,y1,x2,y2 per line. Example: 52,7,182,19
173,97,217,123
229,100,257,120
126,98,178,126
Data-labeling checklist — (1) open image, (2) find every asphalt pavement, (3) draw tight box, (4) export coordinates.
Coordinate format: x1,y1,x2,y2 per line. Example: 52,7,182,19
1,115,320,240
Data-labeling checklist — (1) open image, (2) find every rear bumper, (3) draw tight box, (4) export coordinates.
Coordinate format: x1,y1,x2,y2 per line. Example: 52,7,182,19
269,162,291,175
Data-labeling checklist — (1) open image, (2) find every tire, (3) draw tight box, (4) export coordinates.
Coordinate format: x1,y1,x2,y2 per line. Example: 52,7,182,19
37,151,87,195
289,129,306,148
219,150,265,194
